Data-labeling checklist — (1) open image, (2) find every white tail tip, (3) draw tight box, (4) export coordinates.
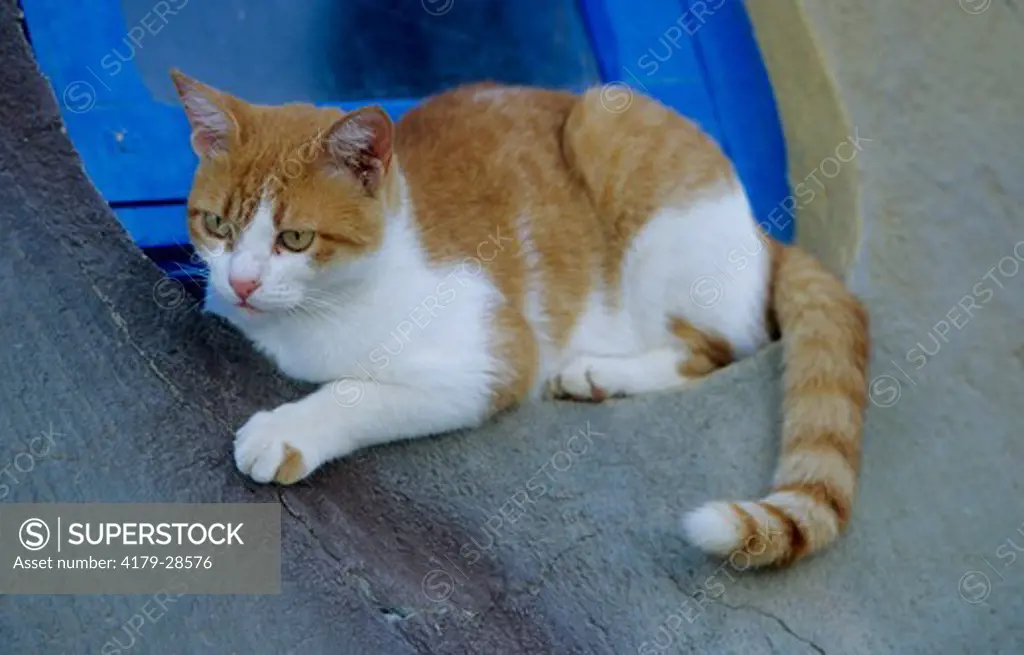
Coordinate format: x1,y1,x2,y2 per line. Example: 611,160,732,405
682,502,743,556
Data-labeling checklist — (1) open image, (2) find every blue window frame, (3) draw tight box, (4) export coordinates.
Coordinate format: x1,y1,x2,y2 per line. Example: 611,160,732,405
22,0,792,280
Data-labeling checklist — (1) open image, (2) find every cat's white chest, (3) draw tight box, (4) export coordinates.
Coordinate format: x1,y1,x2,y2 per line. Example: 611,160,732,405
246,312,362,383
229,248,503,391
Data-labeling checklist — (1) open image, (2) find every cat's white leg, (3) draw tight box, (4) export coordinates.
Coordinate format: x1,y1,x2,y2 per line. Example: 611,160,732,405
550,348,691,402
234,380,491,484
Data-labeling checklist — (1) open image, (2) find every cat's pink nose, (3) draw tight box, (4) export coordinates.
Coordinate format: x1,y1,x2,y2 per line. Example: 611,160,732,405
229,276,261,300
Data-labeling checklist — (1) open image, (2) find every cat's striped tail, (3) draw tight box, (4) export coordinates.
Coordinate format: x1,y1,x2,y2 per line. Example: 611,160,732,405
682,244,870,567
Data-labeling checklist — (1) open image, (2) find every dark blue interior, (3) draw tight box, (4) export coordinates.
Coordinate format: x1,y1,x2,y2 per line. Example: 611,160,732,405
121,0,602,104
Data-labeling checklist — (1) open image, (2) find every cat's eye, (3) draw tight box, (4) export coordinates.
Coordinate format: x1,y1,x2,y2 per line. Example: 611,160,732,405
202,212,232,238
278,230,316,253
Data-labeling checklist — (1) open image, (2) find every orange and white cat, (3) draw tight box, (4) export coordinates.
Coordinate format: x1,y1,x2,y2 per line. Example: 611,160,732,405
170,70,869,567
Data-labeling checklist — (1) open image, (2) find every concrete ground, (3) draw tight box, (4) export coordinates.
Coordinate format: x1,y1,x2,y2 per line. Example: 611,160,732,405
1,0,1022,653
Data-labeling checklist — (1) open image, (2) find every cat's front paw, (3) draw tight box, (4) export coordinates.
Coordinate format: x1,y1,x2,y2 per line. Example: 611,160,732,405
234,409,317,485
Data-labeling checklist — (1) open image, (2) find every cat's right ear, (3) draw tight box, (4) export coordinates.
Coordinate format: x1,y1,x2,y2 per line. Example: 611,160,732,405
170,69,239,158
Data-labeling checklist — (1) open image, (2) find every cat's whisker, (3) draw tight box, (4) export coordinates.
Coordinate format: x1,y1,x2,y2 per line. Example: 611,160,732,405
298,296,344,316
301,296,337,310
301,290,345,306
297,301,339,322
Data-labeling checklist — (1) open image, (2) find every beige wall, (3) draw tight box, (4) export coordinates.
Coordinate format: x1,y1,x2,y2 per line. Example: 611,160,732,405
745,0,862,279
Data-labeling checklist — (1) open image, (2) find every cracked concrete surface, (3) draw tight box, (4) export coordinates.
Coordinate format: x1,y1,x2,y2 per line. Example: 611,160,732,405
719,603,826,655
1,0,1023,653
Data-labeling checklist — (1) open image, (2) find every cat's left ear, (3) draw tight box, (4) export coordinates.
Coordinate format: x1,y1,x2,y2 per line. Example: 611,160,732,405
320,106,394,195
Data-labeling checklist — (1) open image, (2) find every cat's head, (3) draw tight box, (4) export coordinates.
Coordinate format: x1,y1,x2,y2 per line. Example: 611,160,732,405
170,69,396,317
